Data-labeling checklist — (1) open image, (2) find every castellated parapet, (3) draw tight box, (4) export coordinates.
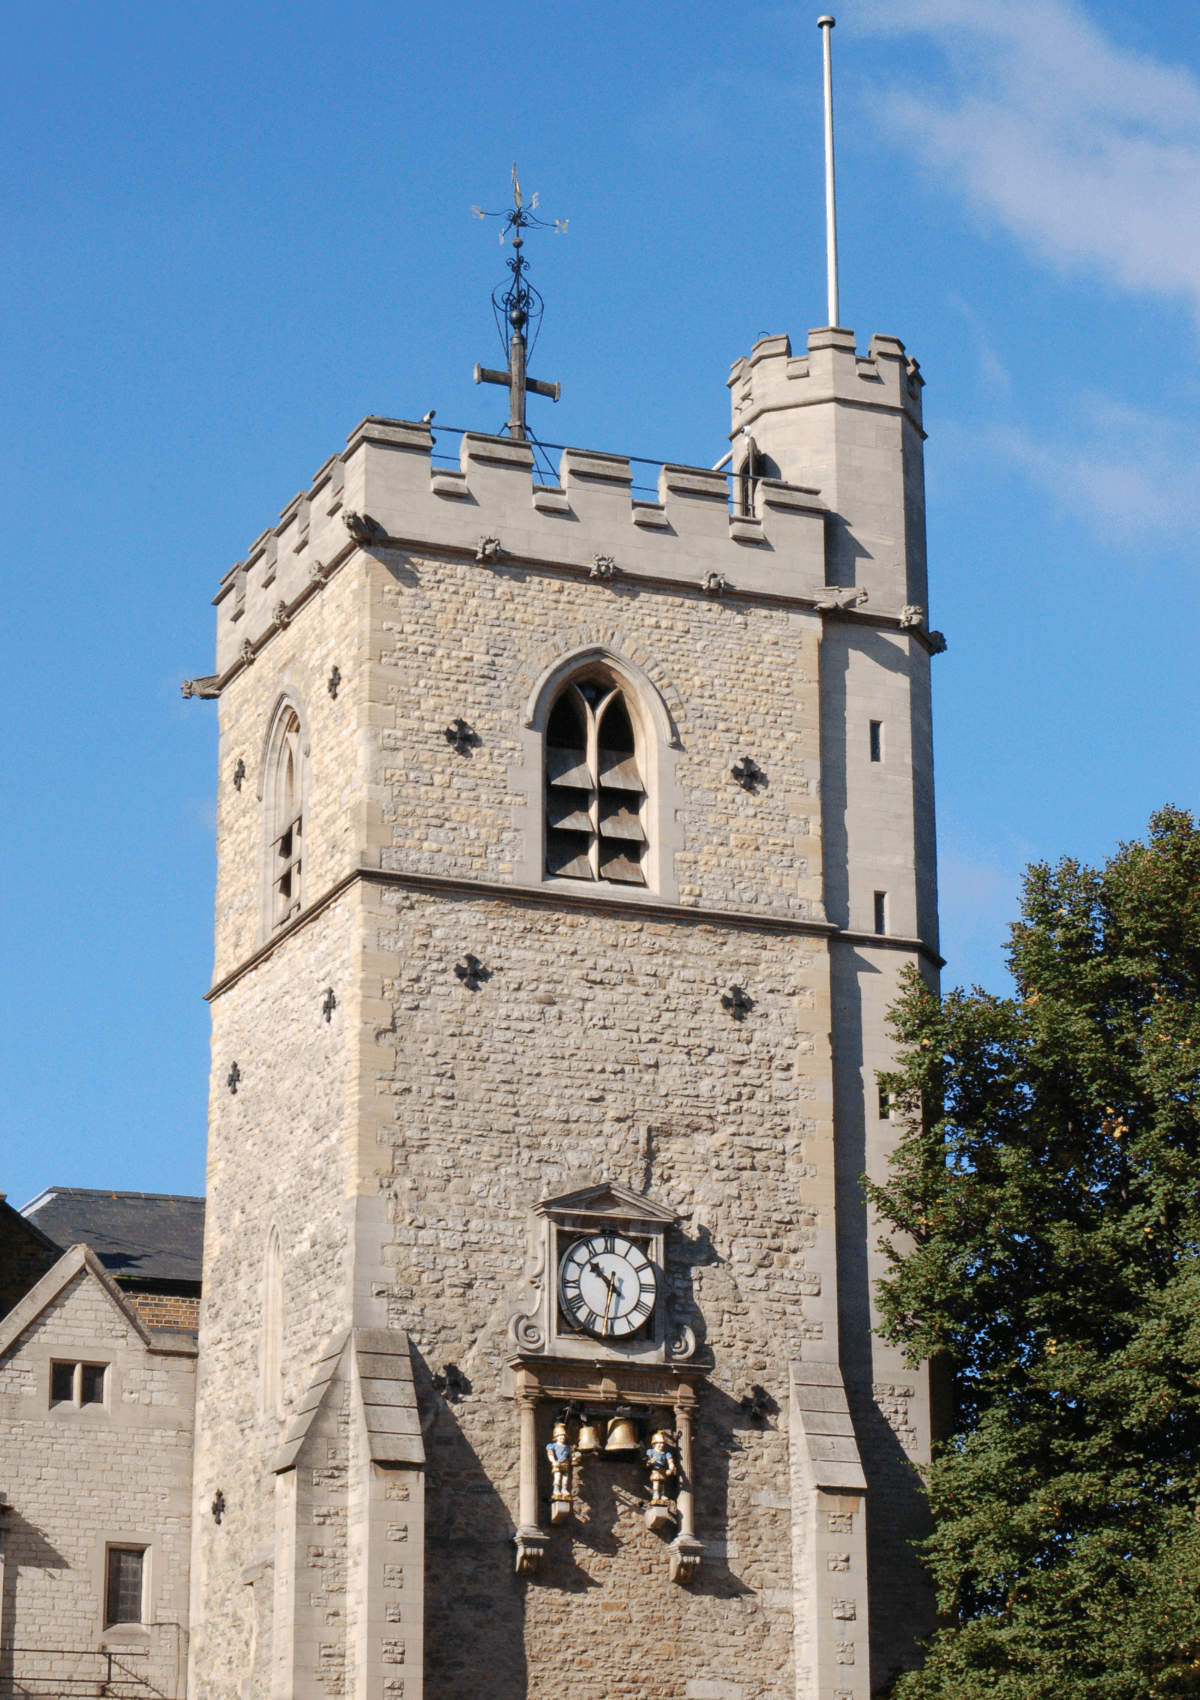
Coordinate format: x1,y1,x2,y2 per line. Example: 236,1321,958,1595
729,328,928,612
210,425,837,680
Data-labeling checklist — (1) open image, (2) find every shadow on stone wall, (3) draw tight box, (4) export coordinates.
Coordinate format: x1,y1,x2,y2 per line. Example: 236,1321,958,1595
829,945,935,1684
415,1352,529,1700
0,1512,70,1693
691,1381,758,1604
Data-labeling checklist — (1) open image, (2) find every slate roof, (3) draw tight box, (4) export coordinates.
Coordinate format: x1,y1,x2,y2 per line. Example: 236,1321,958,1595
20,1187,206,1286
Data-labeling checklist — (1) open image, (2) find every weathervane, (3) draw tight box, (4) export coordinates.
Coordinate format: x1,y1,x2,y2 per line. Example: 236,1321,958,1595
472,164,566,440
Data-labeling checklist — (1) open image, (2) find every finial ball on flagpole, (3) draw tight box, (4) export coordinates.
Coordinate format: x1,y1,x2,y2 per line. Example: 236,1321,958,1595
817,15,835,26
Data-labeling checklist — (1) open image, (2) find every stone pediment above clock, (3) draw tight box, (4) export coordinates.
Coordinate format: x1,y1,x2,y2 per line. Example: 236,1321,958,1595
534,1181,678,1227
510,1180,695,1366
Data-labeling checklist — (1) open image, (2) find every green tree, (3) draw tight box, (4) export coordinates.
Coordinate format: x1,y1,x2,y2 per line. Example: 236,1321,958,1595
867,807,1200,1699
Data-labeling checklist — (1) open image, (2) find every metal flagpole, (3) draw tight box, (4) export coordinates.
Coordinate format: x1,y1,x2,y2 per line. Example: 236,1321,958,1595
818,16,839,328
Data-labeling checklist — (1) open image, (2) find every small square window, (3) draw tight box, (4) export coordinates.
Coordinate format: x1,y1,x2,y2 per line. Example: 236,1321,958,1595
50,1360,109,1408
869,721,883,763
80,1364,106,1405
873,892,888,936
106,1547,145,1626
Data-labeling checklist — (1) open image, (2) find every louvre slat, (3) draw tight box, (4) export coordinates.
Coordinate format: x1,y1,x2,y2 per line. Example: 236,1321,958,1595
599,844,646,884
546,830,593,880
599,799,646,842
547,794,594,832
546,746,591,788
597,750,643,791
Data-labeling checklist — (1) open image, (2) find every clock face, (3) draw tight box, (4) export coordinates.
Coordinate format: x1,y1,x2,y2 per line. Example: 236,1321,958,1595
558,1232,658,1338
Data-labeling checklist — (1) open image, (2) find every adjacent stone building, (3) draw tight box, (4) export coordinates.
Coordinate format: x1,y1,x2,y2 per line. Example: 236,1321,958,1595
0,1239,198,1700
0,1190,204,1695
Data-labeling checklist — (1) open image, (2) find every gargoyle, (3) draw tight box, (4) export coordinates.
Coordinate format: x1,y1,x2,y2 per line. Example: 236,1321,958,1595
814,586,868,612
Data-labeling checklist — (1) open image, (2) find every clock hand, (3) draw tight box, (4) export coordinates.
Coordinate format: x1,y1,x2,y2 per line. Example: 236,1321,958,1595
602,1272,626,1336
601,1273,623,1335
586,1259,623,1334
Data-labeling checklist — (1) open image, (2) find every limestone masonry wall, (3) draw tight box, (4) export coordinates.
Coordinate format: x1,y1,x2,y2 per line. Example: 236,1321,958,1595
370,555,824,913
191,892,361,1699
213,561,370,977
365,887,834,1700
211,546,826,979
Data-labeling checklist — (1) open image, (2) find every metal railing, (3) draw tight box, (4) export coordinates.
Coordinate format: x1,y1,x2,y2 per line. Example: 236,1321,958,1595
425,424,762,514
0,1646,161,1700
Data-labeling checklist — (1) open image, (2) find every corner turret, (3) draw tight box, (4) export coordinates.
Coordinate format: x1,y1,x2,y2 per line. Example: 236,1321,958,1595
729,327,927,615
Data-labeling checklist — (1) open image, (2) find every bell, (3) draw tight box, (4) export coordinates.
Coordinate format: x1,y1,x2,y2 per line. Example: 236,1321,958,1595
605,1413,641,1454
576,1418,603,1454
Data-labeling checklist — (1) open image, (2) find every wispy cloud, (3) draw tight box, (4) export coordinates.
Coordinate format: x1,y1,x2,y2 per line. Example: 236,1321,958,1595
988,393,1200,538
858,0,1200,313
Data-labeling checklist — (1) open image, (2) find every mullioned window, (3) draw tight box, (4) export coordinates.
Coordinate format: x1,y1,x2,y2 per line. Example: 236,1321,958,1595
544,679,647,885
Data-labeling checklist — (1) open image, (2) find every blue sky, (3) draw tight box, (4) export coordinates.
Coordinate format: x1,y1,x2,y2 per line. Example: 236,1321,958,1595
2,0,1197,1207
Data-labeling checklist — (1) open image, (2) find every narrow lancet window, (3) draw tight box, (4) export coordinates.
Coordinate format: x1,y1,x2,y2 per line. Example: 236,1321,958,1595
272,711,303,929
545,679,647,885
869,720,883,763
874,891,888,935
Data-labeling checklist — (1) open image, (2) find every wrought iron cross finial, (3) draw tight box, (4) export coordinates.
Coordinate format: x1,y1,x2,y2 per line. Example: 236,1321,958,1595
471,164,566,441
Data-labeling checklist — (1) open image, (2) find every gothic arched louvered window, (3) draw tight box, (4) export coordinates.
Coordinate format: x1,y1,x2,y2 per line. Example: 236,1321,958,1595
544,680,647,884
271,710,303,929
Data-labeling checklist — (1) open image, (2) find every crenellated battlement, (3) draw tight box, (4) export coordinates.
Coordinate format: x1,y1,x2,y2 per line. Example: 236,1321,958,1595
209,417,831,679
729,327,924,439
726,327,930,613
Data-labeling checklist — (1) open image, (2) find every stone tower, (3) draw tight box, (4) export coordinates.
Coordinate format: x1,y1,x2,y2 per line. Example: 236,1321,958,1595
185,311,942,1700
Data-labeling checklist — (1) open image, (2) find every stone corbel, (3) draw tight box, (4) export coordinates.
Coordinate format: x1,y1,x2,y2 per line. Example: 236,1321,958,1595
668,1532,704,1584
514,1525,550,1577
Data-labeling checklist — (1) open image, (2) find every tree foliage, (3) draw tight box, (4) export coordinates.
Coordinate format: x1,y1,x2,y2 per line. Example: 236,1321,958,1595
867,807,1200,1699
